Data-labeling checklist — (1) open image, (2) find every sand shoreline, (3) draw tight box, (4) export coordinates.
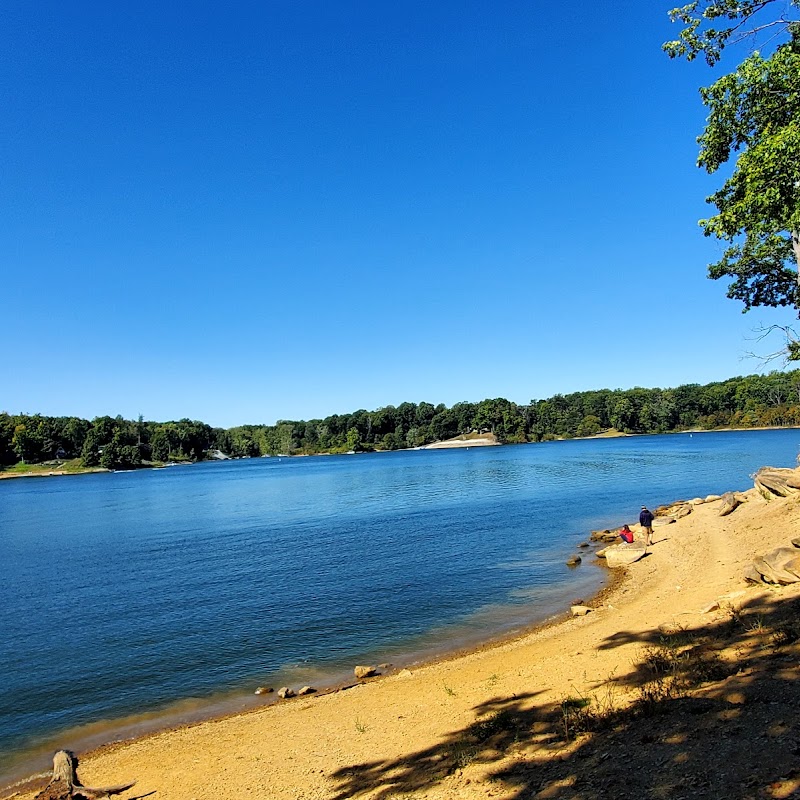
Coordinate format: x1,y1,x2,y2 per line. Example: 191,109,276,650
8,477,800,799
0,560,612,793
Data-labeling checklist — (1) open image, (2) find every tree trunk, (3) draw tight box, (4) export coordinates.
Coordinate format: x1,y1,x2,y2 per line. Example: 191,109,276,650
34,750,135,800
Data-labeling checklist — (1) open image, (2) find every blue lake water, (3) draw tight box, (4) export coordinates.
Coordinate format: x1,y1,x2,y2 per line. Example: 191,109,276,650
1,429,799,786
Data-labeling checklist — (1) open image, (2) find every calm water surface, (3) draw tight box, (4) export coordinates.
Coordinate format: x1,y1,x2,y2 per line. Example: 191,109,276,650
1,429,798,785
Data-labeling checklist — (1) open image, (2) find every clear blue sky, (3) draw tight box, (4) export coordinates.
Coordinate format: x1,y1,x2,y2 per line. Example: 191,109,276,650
3,1,796,428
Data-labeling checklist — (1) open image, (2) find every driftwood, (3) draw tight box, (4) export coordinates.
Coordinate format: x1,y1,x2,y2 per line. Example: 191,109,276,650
34,750,135,800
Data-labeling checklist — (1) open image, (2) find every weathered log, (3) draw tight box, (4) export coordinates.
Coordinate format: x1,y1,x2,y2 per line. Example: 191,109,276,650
34,750,135,800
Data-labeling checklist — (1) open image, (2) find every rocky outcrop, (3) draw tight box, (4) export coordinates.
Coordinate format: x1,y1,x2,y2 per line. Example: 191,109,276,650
277,687,295,699
754,466,800,498
570,605,592,616
566,555,582,566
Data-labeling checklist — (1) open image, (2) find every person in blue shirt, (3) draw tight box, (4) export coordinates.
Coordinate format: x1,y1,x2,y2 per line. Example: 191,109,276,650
639,506,654,547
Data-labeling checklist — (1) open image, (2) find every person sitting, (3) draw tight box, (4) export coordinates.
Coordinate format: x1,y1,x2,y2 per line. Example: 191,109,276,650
619,524,634,544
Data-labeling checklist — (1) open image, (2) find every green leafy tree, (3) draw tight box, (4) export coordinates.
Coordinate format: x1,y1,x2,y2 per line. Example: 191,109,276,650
150,428,170,461
99,439,120,469
0,414,15,465
346,427,363,452
664,1,799,65
576,415,602,438
12,423,42,463
665,1,800,356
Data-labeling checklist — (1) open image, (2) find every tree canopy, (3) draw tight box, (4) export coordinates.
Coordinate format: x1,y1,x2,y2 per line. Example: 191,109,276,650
665,1,800,355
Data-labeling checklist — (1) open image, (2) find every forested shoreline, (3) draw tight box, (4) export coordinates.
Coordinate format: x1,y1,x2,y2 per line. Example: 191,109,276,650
4,370,800,471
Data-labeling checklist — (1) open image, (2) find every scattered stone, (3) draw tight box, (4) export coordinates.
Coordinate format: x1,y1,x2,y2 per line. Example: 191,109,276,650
577,541,590,548
354,665,377,679
297,686,316,696
705,494,721,503
254,686,273,695
277,687,295,699
718,491,743,516
595,547,608,559
605,543,647,568
690,497,705,505
566,555,582,566
701,601,720,613
378,663,393,670
792,537,800,549
398,669,413,677
570,605,592,616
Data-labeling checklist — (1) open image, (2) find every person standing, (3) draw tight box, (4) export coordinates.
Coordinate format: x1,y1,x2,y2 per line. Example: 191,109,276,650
639,505,654,547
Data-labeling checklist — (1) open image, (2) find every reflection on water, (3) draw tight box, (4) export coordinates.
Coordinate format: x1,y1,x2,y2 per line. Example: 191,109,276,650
1,429,798,786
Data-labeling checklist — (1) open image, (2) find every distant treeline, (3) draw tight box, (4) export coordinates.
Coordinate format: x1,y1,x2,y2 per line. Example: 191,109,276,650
4,370,800,470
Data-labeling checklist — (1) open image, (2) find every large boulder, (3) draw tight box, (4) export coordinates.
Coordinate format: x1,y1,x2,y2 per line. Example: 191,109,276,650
605,543,647,568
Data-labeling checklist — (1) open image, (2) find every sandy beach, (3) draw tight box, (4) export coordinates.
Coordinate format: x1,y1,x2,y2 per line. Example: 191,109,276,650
10,478,800,800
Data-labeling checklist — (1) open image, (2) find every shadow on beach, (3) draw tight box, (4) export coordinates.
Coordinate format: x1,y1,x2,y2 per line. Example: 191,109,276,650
328,590,800,799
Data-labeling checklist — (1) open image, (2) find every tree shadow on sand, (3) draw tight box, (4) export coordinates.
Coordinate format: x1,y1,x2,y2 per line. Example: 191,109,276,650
329,590,800,799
